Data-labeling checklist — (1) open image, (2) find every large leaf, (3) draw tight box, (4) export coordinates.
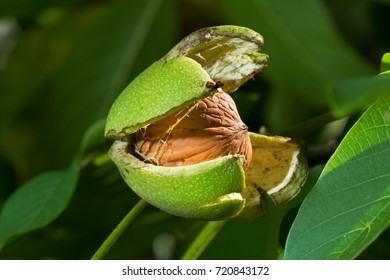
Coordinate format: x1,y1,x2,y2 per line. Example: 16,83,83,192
285,96,390,259
222,0,373,130
0,160,79,249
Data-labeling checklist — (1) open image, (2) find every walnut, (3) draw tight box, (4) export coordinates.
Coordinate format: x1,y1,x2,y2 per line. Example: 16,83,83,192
134,91,252,169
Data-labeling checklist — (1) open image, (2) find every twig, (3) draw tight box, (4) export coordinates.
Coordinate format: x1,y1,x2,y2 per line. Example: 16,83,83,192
181,220,227,260
91,199,148,260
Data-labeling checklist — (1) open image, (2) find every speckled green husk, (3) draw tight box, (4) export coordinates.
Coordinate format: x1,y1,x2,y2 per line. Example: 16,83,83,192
109,141,246,220
105,57,213,139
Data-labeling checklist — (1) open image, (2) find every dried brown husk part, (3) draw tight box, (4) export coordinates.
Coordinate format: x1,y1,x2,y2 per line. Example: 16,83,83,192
134,91,252,169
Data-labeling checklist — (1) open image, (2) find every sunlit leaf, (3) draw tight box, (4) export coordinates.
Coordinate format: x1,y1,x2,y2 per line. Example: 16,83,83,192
285,96,390,259
0,160,79,249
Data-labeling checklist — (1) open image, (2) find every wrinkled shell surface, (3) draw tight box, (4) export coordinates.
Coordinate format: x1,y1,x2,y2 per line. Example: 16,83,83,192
134,91,252,169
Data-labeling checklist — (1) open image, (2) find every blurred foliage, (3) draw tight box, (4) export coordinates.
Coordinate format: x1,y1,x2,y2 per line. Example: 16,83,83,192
0,0,389,259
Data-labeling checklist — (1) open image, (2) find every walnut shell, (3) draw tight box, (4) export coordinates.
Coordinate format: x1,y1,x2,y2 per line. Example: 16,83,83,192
134,91,252,169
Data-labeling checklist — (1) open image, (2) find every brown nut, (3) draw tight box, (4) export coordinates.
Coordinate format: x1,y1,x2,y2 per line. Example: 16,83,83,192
134,91,252,169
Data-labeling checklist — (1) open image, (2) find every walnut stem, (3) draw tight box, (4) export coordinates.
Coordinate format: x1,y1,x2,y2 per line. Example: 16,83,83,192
91,199,148,260
181,220,227,260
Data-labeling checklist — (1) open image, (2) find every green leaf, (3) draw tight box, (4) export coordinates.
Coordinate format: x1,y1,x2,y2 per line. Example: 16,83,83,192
0,160,79,249
327,72,390,118
285,96,390,259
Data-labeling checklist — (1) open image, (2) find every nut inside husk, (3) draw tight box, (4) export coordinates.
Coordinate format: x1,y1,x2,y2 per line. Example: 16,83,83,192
104,26,309,220
134,90,252,169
